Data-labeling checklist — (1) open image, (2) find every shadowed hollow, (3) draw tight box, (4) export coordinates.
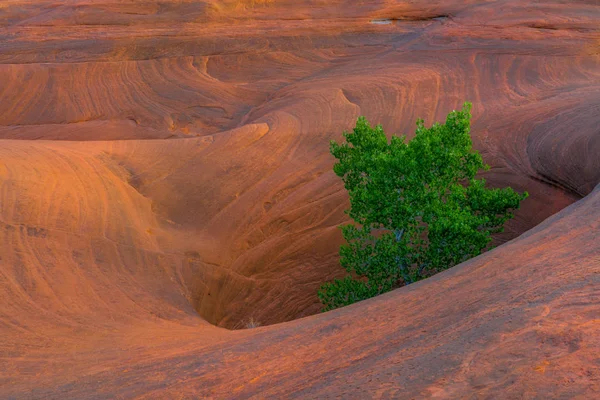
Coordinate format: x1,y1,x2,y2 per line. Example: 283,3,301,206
0,0,599,397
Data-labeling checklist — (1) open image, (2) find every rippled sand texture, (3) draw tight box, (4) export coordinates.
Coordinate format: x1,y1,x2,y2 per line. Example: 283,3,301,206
1,0,599,397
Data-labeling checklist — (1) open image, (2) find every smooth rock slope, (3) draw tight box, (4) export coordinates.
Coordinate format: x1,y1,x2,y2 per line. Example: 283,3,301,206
0,0,599,397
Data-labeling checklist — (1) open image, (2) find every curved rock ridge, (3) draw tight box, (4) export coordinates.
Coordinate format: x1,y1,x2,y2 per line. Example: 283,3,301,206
0,0,599,397
1,154,599,397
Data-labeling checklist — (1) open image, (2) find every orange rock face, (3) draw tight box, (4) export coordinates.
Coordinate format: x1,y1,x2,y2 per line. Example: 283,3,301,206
1,0,599,397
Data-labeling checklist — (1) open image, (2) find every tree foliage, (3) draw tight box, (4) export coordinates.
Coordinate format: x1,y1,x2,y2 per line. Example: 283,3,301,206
319,103,528,311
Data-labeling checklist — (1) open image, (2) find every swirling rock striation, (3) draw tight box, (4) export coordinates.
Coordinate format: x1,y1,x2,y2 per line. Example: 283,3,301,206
0,0,599,397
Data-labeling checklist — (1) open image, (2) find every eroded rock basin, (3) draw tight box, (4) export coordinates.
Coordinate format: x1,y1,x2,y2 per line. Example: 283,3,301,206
1,0,599,397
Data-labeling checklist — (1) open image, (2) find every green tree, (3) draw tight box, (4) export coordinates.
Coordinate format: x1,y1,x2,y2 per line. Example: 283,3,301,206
319,103,527,311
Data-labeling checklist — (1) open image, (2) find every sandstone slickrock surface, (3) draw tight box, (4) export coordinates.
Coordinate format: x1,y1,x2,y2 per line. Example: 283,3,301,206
1,0,599,397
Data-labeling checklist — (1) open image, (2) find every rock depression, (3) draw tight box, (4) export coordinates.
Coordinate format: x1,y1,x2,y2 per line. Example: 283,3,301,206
1,0,599,397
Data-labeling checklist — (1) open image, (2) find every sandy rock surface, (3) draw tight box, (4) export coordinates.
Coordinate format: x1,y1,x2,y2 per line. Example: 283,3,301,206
1,0,599,397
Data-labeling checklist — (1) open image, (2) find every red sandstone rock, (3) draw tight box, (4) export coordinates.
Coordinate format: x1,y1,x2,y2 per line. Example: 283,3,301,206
0,0,599,397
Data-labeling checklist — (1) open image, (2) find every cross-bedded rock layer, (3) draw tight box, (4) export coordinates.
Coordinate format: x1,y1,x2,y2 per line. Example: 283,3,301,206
1,0,599,397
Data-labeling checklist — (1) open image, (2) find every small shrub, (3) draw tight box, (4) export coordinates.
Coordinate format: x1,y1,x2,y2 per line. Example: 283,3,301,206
245,317,261,329
319,102,528,311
